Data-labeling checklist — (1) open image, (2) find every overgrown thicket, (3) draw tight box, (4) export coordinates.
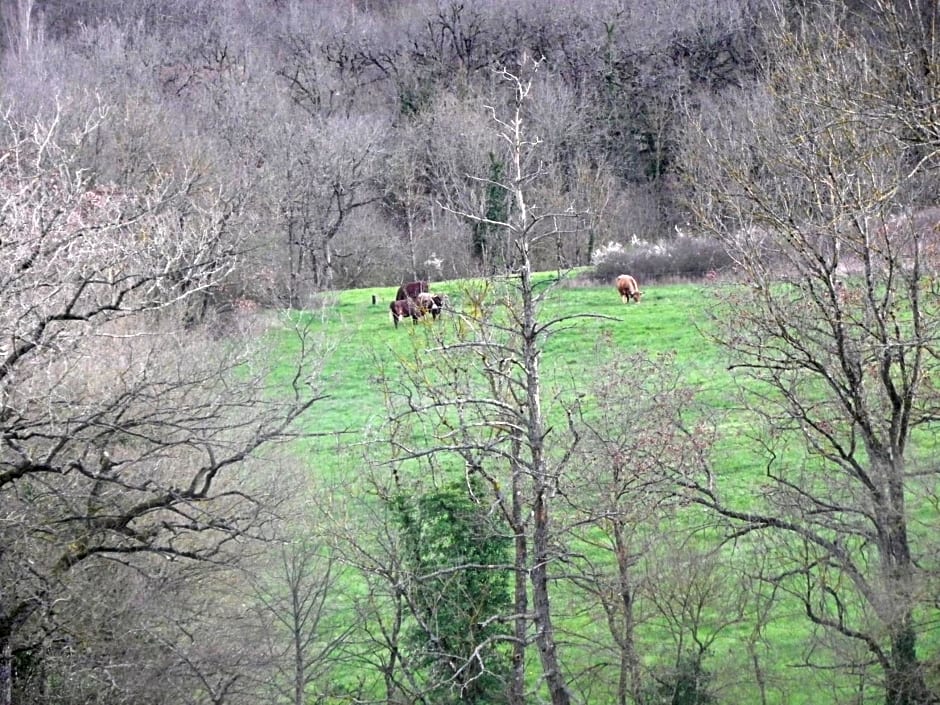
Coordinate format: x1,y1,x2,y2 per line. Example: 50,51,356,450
2,1,939,704
0,99,327,705
0,0,767,304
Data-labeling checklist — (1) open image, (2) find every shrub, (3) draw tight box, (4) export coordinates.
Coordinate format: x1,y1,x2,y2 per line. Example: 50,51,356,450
589,231,734,283
642,652,716,705
590,240,629,266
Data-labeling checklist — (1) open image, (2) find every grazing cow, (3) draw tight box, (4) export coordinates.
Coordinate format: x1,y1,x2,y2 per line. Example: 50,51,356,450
390,299,420,327
416,291,449,320
395,280,429,301
615,274,643,303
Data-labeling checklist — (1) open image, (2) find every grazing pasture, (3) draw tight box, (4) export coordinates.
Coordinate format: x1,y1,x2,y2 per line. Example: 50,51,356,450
274,275,762,505
266,274,937,704
274,276,726,445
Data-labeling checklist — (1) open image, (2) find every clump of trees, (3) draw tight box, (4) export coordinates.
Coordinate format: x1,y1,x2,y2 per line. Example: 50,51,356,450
680,1,940,703
0,0,769,300
588,230,735,283
0,93,325,705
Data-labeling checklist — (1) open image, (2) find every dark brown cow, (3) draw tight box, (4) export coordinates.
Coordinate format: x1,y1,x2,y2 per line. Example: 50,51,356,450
390,299,420,327
615,274,643,304
395,280,429,301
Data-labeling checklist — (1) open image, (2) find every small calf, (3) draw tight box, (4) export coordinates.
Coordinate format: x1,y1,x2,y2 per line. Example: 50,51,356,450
418,291,452,320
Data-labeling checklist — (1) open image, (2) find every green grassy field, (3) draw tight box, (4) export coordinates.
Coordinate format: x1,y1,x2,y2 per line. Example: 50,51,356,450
264,275,925,704
273,275,768,498
278,276,729,432
270,277,788,699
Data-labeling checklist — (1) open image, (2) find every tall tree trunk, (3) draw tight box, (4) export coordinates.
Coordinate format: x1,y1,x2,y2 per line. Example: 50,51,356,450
0,605,36,705
509,449,528,705
292,595,304,705
381,588,406,705
520,258,571,705
885,618,933,705
0,635,11,705
877,456,932,705
284,209,301,308
880,526,930,705
324,240,335,290
613,521,642,705
407,210,418,282
530,487,570,705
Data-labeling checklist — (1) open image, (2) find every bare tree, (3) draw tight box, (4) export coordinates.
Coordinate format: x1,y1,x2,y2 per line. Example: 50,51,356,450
379,57,599,705
382,120,434,282
10,552,274,705
680,2,940,703
0,101,325,705
562,348,719,705
247,537,351,705
271,115,384,297
418,88,504,273
0,0,38,57
310,452,425,705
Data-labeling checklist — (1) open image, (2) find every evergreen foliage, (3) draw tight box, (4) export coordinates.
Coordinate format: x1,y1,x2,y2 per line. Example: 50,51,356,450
392,478,513,703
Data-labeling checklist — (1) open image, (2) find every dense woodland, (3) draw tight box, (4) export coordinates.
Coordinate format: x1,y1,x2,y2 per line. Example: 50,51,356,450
1,0,939,704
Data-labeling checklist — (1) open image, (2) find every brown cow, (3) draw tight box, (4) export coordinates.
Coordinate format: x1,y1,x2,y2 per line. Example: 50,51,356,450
390,299,421,327
395,280,429,301
615,274,643,303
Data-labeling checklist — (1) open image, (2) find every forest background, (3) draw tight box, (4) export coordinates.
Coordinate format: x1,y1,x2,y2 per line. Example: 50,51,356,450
1,1,939,704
